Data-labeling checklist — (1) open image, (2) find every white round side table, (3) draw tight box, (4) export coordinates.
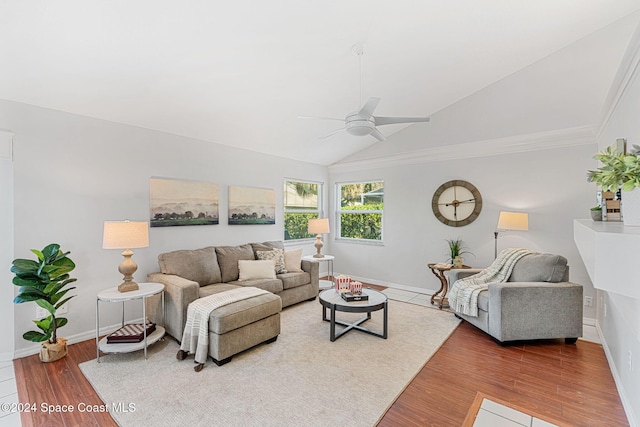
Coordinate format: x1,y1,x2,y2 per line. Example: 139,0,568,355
95,282,165,362
302,254,335,290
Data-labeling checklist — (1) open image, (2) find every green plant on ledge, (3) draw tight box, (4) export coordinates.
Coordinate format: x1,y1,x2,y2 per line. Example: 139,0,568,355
11,243,77,344
590,205,602,211
587,146,640,191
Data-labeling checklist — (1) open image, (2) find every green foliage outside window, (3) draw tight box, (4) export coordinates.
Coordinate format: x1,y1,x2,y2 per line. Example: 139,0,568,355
339,204,383,240
284,212,318,240
284,180,321,240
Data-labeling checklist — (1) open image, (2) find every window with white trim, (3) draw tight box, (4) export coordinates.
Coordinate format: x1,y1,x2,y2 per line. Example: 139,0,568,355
336,181,384,241
283,179,322,241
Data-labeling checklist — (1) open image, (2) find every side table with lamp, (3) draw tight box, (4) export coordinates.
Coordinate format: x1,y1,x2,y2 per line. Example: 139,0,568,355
97,220,165,361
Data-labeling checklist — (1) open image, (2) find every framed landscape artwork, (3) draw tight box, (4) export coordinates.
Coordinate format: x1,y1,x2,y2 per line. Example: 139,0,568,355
228,185,276,225
149,178,219,227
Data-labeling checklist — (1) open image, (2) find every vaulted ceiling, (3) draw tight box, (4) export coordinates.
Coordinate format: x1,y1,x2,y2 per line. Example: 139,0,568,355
2,1,639,165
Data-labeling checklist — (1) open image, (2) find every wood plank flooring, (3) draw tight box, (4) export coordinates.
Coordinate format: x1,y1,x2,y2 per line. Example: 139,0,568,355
14,298,628,426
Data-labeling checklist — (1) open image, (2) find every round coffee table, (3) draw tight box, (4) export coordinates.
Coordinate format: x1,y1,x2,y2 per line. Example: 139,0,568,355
318,288,388,342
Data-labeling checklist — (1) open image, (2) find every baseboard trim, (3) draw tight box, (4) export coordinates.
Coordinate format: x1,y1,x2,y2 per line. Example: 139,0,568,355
596,320,638,427
583,317,596,326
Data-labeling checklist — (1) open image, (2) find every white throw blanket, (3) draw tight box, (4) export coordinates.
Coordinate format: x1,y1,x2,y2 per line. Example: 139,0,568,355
180,287,270,364
448,248,533,317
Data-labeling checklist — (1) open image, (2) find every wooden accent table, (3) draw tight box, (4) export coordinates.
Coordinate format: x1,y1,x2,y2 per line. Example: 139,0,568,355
427,263,471,309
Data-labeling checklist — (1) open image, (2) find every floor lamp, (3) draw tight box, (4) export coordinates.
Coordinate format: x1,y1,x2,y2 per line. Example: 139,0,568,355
494,211,528,258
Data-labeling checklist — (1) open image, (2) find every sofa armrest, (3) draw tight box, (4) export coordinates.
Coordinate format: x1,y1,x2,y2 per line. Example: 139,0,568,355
301,260,319,295
448,268,482,282
488,281,583,342
146,272,199,341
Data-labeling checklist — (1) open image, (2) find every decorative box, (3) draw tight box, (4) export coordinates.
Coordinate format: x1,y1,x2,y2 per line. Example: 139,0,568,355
106,321,156,343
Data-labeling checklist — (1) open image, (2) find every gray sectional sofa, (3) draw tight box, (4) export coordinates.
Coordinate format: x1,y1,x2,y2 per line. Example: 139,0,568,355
449,252,583,343
146,241,319,341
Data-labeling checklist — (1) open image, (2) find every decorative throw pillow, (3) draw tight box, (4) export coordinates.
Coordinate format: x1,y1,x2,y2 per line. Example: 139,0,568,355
284,249,303,272
238,260,277,281
256,249,287,274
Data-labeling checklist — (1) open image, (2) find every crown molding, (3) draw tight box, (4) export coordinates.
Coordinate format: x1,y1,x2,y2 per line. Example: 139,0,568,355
0,130,13,160
329,125,596,173
596,19,640,141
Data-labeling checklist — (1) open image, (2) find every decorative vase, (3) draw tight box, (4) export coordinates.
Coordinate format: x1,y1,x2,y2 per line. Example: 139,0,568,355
623,188,640,226
590,210,602,221
453,256,463,269
39,337,68,362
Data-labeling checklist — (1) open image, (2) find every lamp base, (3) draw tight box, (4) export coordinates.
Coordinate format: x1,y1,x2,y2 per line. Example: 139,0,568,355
313,234,324,258
117,249,140,292
118,280,139,293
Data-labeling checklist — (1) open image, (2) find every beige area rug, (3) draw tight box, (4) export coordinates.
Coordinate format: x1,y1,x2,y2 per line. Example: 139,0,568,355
80,299,460,427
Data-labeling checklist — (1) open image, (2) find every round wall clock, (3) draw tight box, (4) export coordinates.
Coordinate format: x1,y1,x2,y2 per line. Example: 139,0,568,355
431,180,482,227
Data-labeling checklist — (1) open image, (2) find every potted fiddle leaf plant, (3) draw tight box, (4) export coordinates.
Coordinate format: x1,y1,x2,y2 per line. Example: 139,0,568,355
11,243,77,362
588,146,640,226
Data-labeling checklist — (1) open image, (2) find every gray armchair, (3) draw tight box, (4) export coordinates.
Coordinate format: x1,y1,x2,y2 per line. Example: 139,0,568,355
449,253,583,343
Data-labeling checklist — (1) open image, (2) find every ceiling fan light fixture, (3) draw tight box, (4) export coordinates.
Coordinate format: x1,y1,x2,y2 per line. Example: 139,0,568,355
345,115,375,136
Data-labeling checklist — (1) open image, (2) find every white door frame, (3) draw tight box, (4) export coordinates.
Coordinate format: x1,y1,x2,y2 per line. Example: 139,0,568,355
0,131,14,361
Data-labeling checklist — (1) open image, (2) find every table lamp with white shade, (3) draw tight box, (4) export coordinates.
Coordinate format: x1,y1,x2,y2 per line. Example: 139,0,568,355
102,220,149,292
494,211,528,258
308,218,330,258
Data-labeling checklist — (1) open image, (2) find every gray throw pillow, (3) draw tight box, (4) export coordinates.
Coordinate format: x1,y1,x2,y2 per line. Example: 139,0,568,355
215,244,255,282
508,253,568,283
158,246,221,286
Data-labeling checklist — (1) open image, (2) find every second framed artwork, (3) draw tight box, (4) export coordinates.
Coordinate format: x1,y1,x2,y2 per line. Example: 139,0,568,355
228,185,276,225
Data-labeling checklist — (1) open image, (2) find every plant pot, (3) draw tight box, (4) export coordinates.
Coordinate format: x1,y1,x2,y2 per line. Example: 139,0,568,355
623,188,640,226
39,337,68,362
590,210,602,221
453,256,463,269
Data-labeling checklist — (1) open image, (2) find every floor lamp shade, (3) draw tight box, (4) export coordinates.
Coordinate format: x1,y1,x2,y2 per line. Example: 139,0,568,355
497,211,529,231
494,212,528,258
308,218,330,258
103,220,149,292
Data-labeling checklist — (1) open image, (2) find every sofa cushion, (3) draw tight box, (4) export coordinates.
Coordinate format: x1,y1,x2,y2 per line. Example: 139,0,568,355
256,248,287,274
228,278,284,294
238,260,277,281
508,253,568,283
215,244,255,282
284,249,303,272
158,246,221,286
250,241,285,258
277,271,311,290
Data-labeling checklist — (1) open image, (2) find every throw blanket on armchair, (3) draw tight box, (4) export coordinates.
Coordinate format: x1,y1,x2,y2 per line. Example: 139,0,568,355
180,287,270,364
448,248,533,317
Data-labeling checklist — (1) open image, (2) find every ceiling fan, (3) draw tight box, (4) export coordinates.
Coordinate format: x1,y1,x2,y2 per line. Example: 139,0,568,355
299,43,430,142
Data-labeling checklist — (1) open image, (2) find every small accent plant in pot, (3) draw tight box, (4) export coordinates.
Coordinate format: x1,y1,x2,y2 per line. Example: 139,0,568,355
11,243,77,362
590,205,602,221
587,146,640,225
446,238,472,268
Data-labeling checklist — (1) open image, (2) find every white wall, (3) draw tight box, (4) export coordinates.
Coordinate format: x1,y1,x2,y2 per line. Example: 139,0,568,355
328,142,597,314
0,99,328,357
595,28,640,426
0,131,14,361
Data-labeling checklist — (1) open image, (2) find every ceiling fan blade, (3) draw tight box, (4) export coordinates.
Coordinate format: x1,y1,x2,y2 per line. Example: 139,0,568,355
370,128,387,142
318,127,346,139
373,116,431,126
298,115,344,122
358,97,381,117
